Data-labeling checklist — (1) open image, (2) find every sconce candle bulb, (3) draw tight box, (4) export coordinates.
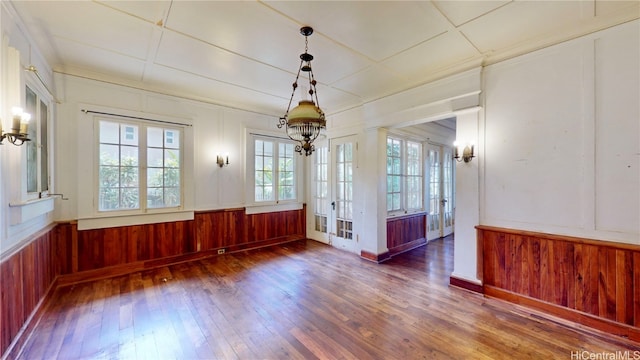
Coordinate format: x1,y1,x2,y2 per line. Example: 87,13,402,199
12,107,23,132
216,153,230,168
1,106,31,146
453,140,475,163
20,113,30,134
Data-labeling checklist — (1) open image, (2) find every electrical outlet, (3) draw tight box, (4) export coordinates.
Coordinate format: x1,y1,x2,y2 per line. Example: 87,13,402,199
217,248,226,254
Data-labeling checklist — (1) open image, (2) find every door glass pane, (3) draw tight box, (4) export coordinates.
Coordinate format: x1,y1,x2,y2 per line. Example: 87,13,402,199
443,148,454,228
336,143,353,239
428,149,441,232
314,146,328,233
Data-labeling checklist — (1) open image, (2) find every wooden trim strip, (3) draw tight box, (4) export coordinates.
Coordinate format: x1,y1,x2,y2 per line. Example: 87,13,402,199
386,212,427,222
0,223,57,262
195,207,246,215
450,276,484,293
484,285,640,343
57,236,306,287
389,238,427,256
360,250,390,263
476,225,640,251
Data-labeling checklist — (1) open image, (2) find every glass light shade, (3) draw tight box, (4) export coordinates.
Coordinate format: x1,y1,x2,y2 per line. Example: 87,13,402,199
286,100,326,141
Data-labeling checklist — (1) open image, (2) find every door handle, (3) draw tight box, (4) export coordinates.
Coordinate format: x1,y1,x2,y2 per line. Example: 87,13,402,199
331,201,336,210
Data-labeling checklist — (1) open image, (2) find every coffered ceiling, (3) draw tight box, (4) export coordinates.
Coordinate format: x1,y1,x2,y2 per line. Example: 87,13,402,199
8,1,639,117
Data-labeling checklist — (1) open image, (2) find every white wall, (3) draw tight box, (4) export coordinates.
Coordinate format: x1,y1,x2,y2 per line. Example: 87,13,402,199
1,2,56,255
482,20,639,244
54,74,288,228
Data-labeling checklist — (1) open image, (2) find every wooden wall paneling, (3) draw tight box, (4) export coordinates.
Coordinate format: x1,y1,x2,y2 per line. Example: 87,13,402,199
598,247,617,321
230,209,247,246
53,223,71,275
77,229,100,271
555,240,574,308
1,254,24,355
386,213,426,253
574,244,586,313
539,238,552,304
577,243,599,316
494,232,507,289
528,237,541,299
505,234,517,293
634,252,640,328
616,249,634,325
102,226,127,267
21,242,37,320
481,230,496,287
198,211,221,250
478,225,640,342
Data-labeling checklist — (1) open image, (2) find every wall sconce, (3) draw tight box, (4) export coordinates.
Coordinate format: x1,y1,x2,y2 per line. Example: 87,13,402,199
0,107,31,146
216,153,229,168
454,141,475,163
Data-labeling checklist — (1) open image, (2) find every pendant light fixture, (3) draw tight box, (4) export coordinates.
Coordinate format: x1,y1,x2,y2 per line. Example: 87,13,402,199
277,26,326,156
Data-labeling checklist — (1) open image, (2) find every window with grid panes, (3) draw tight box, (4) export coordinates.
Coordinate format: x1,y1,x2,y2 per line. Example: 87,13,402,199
98,119,182,211
254,138,297,203
387,137,423,214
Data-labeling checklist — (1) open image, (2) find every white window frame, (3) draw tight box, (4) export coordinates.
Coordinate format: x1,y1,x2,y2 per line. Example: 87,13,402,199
4,47,56,226
23,83,51,200
246,131,303,213
76,105,194,230
96,116,184,214
386,136,424,216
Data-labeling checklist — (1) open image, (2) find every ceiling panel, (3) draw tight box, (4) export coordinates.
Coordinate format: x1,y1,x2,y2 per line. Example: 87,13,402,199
145,65,286,116
155,30,294,97
596,1,640,17
8,0,638,117
460,1,591,53
13,1,155,60
433,0,511,26
98,0,172,24
52,37,147,82
264,1,451,61
330,64,409,103
165,1,300,70
382,30,481,82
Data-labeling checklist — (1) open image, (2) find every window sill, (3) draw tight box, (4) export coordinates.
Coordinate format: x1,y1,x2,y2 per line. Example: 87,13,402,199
245,202,303,215
77,210,195,230
386,210,427,221
8,197,55,225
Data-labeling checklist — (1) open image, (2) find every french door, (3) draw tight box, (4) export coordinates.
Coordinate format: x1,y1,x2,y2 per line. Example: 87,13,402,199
309,137,356,253
330,138,355,252
426,144,454,241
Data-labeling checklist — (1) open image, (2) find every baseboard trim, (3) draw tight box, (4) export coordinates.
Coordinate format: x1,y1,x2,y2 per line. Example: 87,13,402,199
360,250,391,263
484,285,640,344
57,236,306,287
449,276,484,293
388,238,427,257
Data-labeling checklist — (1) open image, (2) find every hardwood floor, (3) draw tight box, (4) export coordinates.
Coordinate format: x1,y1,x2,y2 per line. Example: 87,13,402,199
17,236,640,359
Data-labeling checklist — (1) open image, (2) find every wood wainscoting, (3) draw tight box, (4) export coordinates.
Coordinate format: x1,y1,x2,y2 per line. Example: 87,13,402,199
0,224,59,359
478,225,640,342
386,212,427,257
0,206,306,359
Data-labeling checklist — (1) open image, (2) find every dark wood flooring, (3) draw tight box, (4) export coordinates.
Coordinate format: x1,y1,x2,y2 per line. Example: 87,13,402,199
17,235,640,359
